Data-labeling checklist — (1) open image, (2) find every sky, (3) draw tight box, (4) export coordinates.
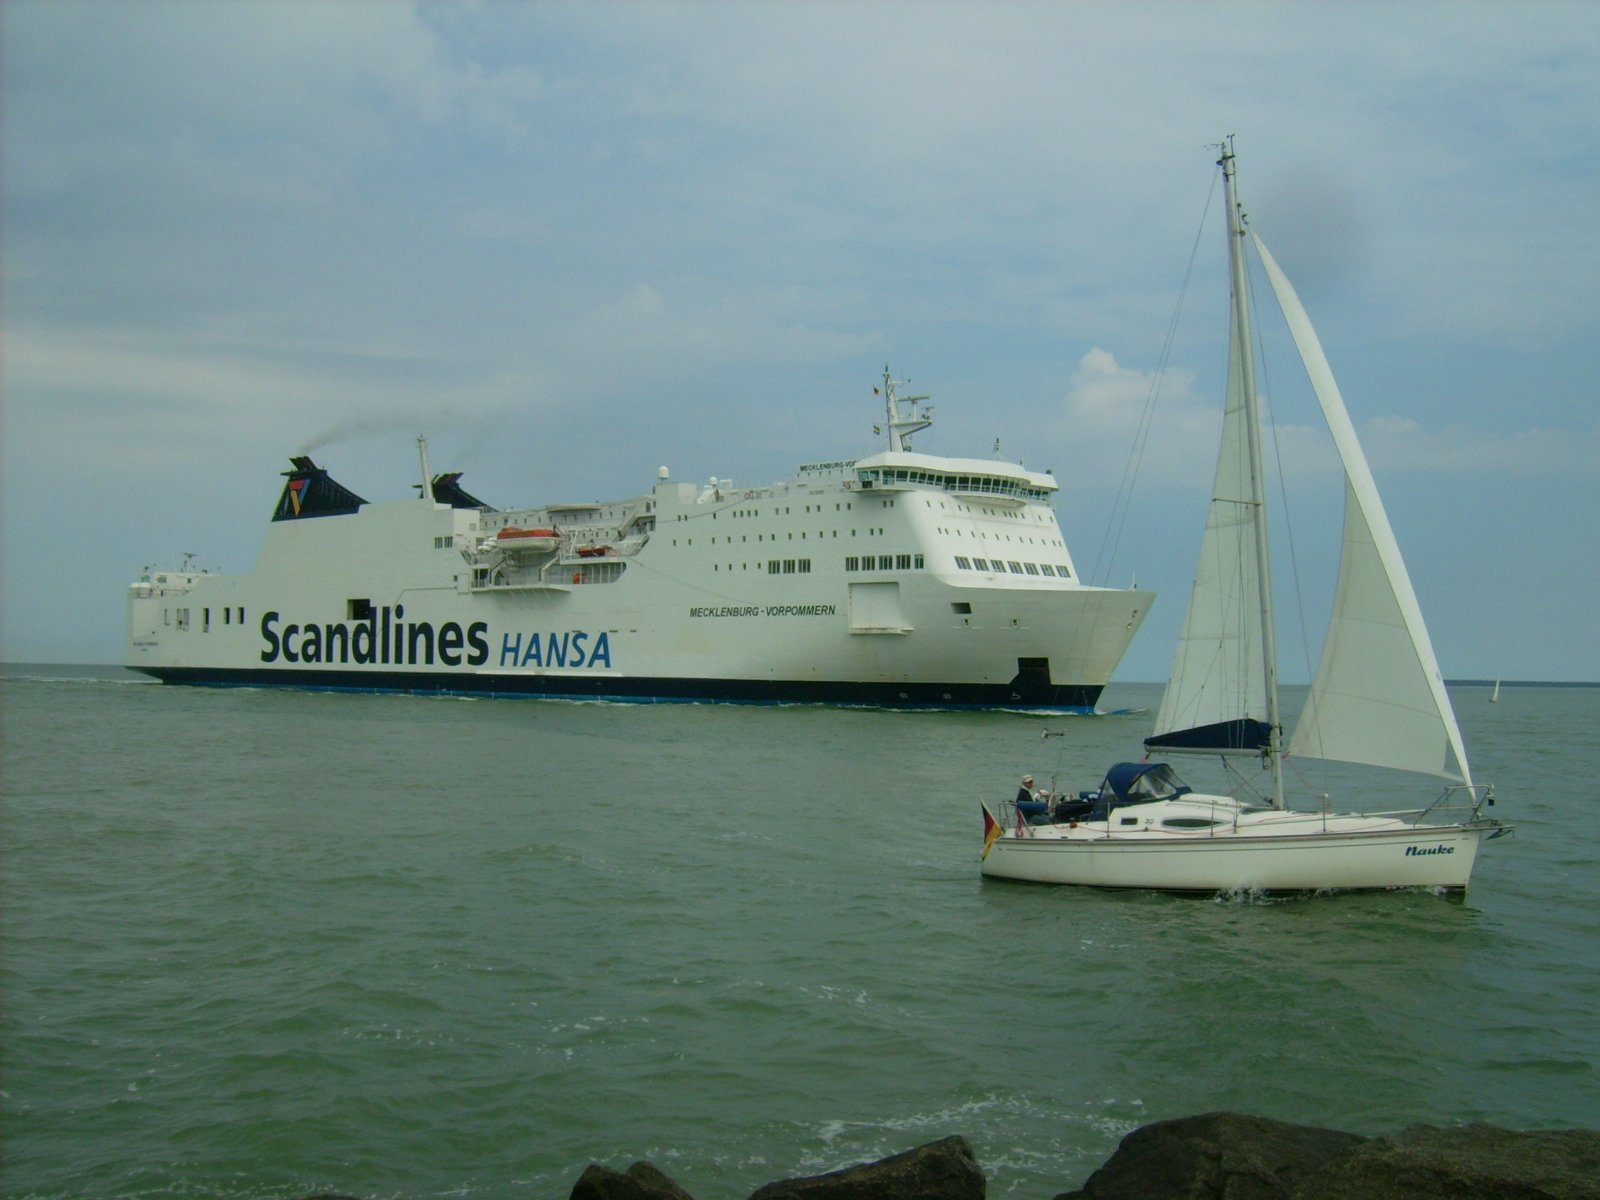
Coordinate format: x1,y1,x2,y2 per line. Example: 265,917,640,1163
3,0,1596,681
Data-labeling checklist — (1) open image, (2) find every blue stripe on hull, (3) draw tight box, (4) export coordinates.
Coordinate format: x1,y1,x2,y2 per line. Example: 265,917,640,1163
131,666,1103,711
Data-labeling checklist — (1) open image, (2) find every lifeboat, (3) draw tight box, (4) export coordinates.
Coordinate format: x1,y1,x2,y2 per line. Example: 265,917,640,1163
574,545,614,558
494,527,560,554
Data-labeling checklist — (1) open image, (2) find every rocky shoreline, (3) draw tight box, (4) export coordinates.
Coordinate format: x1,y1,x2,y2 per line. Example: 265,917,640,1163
305,1112,1600,1200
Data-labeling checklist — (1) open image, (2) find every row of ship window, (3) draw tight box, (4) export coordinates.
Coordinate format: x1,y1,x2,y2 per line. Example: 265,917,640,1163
934,525,1064,549
721,503,855,518
710,556,928,574
677,528,887,546
164,606,246,631
704,553,1069,576
845,555,925,571
863,467,1053,502
953,556,1072,578
711,559,816,574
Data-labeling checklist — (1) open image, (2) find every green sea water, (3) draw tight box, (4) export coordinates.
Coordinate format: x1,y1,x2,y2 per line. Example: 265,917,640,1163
3,667,1597,1199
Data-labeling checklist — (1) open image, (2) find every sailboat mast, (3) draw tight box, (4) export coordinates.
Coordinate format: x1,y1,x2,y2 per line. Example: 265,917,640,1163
1220,141,1285,807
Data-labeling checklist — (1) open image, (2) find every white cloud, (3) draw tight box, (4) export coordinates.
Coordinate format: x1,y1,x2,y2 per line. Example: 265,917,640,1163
1360,414,1600,474
1055,346,1599,493
1057,348,1216,486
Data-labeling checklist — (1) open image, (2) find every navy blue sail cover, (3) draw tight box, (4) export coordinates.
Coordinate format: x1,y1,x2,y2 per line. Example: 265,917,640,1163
1144,718,1273,755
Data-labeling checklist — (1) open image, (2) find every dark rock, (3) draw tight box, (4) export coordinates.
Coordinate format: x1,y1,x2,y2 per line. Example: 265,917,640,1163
1054,1111,1367,1200
626,1161,701,1200
748,1134,985,1200
1299,1122,1600,1200
572,1161,699,1200
1054,1112,1600,1200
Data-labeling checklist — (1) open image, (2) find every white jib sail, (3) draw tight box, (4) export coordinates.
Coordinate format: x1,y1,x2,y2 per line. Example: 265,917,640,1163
1252,231,1471,786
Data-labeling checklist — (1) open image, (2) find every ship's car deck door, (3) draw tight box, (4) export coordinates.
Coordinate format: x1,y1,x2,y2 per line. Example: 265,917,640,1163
848,581,911,634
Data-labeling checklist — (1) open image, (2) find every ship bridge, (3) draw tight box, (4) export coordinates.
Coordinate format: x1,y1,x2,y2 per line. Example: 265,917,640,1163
852,451,1056,507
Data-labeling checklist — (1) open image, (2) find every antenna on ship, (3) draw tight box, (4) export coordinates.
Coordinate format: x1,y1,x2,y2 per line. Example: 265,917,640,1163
878,365,932,452
416,435,435,503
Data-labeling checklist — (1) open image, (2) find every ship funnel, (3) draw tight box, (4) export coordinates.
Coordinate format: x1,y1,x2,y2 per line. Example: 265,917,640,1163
273,456,368,522
428,472,492,510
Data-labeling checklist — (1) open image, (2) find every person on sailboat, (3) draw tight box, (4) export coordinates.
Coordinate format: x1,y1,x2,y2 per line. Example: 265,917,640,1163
1012,775,1052,828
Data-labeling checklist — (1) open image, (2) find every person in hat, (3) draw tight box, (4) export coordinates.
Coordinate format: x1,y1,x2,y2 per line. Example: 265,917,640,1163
1016,774,1037,806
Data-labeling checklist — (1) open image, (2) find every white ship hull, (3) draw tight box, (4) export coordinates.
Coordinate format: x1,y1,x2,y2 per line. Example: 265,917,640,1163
128,418,1153,709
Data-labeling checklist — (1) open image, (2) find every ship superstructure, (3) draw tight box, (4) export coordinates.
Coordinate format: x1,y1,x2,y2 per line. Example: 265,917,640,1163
127,373,1153,708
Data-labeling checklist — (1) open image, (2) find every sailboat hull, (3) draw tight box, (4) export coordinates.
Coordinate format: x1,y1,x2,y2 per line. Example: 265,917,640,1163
980,821,1492,893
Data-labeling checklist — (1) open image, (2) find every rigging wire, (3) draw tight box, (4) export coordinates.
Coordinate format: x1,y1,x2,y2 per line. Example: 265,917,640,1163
1085,168,1219,589
1054,165,1221,689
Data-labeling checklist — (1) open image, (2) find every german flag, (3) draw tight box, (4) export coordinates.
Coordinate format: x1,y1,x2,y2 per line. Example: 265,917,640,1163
981,803,1003,859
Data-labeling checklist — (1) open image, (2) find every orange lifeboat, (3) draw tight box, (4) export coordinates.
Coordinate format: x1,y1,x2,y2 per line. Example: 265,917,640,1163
494,527,559,554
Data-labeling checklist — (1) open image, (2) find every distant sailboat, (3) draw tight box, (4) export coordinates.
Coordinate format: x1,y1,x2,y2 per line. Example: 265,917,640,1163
1491,678,1502,703
980,140,1512,894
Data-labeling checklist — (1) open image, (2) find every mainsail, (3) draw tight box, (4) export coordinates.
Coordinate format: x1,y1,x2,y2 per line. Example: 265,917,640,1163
1147,148,1275,758
1145,300,1271,754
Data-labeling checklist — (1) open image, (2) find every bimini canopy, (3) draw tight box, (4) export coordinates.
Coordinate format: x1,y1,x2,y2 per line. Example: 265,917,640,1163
1100,762,1192,807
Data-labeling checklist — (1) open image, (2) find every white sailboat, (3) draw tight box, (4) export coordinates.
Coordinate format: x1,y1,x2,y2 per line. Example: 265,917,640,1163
980,141,1512,894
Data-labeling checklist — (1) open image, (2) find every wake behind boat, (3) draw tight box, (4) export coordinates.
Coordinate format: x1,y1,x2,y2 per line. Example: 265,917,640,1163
127,370,1153,709
980,141,1511,893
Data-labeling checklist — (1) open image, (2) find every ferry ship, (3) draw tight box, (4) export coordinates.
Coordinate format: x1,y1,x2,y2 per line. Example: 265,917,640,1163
126,373,1153,709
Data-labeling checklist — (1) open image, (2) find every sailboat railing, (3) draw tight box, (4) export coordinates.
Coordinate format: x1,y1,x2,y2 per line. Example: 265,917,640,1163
1415,782,1498,824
